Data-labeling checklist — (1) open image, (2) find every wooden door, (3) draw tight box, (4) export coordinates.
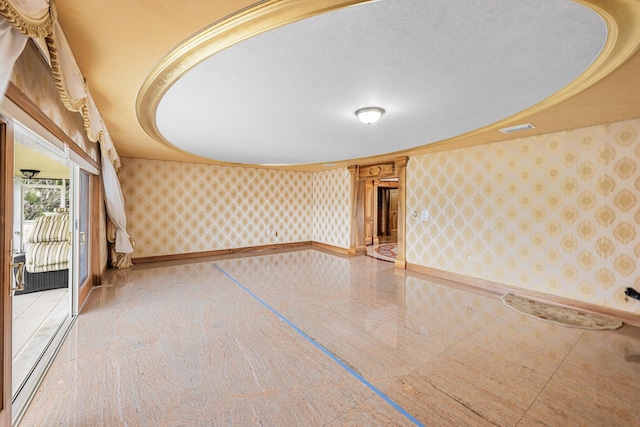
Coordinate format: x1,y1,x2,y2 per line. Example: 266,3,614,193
0,119,13,426
389,188,398,236
364,181,374,245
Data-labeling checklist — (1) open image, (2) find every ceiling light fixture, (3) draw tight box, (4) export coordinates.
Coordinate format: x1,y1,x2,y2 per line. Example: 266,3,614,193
20,169,40,179
355,107,385,125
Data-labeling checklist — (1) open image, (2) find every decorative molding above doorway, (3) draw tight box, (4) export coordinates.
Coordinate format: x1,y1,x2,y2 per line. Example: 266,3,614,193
348,157,408,268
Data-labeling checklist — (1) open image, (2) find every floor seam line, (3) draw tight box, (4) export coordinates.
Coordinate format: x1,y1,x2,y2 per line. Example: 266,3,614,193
514,329,585,426
212,262,424,427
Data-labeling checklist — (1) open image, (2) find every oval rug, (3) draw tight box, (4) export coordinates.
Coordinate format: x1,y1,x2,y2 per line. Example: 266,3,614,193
501,294,623,330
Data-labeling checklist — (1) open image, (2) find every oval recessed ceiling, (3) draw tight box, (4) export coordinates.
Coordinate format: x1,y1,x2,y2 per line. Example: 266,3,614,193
145,0,608,166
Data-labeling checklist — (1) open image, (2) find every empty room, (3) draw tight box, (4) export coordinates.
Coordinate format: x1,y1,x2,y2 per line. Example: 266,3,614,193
1,0,640,425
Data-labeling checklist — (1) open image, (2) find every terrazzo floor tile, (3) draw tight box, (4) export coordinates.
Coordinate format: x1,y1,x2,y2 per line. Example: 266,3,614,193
377,311,586,426
18,249,640,426
325,394,416,426
518,325,640,426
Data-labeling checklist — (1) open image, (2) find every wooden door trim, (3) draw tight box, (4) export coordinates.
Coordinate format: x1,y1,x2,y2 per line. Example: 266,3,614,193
0,118,13,426
4,83,100,172
348,157,408,267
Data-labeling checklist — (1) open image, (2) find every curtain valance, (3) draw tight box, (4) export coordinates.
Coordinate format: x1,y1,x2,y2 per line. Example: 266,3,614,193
2,1,104,148
0,18,28,95
0,0,54,38
1,0,135,267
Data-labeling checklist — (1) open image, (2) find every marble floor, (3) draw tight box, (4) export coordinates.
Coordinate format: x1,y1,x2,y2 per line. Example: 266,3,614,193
12,288,69,395
367,243,398,262
18,249,640,426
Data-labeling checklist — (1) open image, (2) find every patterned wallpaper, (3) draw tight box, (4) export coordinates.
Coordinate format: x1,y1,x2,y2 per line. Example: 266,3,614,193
312,169,350,249
119,118,639,314
119,158,313,258
406,118,640,314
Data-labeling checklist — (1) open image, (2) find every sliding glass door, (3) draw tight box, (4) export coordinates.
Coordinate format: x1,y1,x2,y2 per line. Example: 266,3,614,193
73,168,91,312
9,123,76,422
0,117,99,426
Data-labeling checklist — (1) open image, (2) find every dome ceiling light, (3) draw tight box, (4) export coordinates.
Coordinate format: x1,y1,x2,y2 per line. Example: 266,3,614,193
20,169,40,179
355,107,385,125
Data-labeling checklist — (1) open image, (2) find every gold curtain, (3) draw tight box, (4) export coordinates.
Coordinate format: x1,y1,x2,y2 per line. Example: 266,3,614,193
2,0,134,268
0,0,54,38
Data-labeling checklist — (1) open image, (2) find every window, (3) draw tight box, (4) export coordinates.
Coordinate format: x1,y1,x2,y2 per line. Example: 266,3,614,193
20,178,70,252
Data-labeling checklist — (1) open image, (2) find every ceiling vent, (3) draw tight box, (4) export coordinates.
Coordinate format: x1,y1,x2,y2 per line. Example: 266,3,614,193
499,123,536,134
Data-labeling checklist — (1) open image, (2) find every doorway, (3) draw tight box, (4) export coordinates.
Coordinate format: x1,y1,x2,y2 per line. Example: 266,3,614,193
4,120,80,424
348,157,407,268
366,180,398,262
376,184,399,242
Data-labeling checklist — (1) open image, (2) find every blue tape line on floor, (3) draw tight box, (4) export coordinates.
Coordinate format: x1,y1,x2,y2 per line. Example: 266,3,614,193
213,263,424,427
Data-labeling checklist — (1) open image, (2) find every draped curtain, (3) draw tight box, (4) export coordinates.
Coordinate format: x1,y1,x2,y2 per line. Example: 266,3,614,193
1,0,134,268
0,20,27,96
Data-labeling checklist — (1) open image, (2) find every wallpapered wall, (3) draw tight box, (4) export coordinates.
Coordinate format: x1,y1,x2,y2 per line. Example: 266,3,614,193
119,118,639,314
119,158,316,258
312,169,350,249
406,118,640,314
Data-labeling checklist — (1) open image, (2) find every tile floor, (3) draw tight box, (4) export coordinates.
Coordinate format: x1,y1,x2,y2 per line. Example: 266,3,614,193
18,249,640,426
12,288,69,395
367,243,398,262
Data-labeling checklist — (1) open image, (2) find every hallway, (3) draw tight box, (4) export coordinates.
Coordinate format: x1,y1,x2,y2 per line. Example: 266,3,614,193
19,249,640,426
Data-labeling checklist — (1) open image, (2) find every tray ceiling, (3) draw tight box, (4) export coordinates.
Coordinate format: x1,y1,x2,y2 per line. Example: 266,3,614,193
53,0,640,171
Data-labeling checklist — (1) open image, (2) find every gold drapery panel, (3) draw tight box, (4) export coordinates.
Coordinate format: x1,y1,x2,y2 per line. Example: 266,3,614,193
2,0,133,266
106,219,133,269
1,1,106,153
45,20,86,112
46,19,112,161
0,0,54,38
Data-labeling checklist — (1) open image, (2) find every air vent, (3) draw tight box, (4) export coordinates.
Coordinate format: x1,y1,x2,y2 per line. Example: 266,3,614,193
499,123,536,134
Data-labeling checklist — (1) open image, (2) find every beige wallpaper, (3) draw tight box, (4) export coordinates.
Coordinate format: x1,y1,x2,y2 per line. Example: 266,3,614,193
119,118,639,314
119,159,313,258
406,118,640,314
312,169,350,249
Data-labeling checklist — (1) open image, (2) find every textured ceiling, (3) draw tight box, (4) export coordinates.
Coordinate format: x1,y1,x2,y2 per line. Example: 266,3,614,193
53,0,640,171
14,125,71,179
156,0,606,165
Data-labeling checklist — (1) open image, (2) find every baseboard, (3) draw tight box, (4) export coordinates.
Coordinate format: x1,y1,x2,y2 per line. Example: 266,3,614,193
311,241,350,255
407,262,640,327
78,281,92,313
132,241,313,264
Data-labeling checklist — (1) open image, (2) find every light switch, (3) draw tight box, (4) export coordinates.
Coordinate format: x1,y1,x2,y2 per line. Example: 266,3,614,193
421,210,429,221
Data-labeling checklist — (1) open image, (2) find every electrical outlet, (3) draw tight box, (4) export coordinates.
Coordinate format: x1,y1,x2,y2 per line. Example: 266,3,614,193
266,229,271,236
468,255,474,263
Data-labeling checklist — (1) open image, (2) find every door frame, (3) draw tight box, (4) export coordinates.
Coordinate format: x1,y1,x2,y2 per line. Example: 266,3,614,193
1,83,103,424
0,118,13,426
3,85,101,305
348,157,407,268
